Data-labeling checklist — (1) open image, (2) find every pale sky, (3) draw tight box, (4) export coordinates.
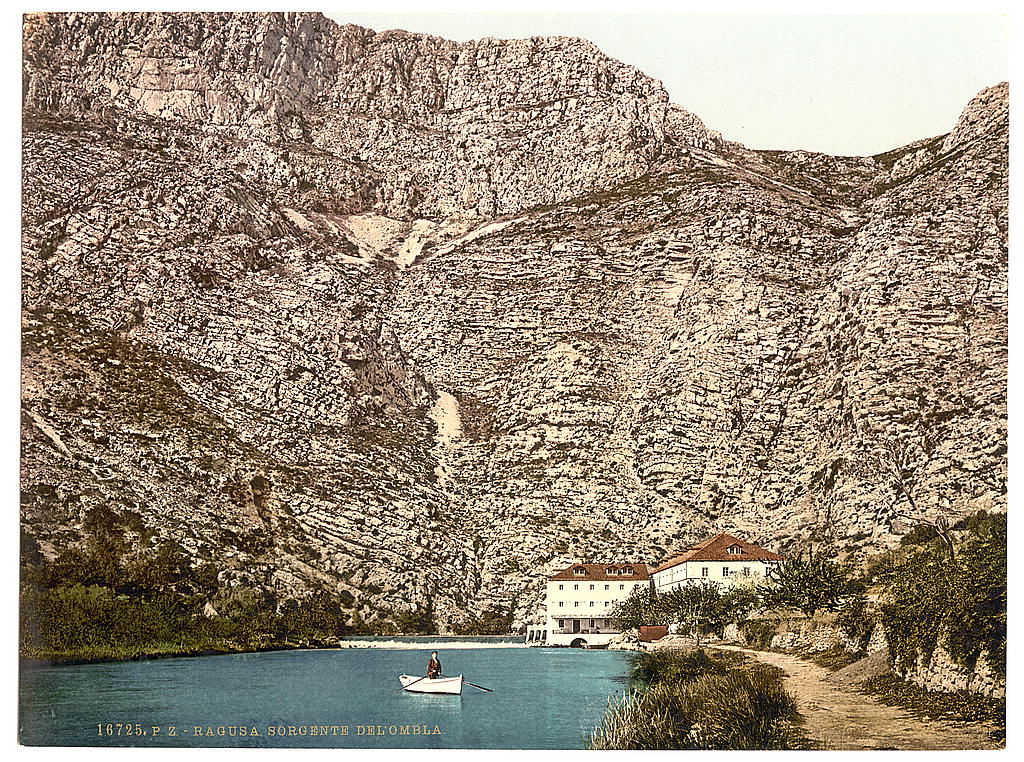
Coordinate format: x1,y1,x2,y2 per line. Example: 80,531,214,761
325,12,1009,157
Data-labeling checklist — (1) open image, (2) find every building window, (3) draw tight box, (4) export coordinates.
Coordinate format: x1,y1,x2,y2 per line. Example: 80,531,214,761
604,584,609,590
606,567,617,575
742,567,751,576
722,567,730,577
558,584,563,590
590,602,595,607
623,567,634,575
590,619,596,627
604,601,609,607
574,602,579,607
702,567,709,577
589,584,595,590
574,584,579,590
558,602,564,608
728,545,743,555
574,567,586,575
558,620,564,628
620,584,625,590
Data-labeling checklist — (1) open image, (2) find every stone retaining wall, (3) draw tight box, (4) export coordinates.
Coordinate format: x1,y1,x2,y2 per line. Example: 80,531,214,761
897,642,1005,699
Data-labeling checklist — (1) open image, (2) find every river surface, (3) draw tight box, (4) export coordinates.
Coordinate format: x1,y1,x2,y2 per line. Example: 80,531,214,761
19,639,631,748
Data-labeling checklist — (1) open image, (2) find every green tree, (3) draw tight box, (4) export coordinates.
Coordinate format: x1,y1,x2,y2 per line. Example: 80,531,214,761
721,583,764,623
763,547,859,617
611,586,664,631
661,582,729,647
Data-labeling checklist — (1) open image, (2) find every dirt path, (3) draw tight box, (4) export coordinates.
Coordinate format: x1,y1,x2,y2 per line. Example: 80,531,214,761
712,645,1002,750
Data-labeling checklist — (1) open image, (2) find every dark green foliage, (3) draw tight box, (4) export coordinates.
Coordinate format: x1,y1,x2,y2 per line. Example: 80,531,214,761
453,607,513,635
740,619,778,650
365,605,437,636
660,582,731,646
627,648,734,688
613,583,766,645
392,607,436,635
944,512,1006,672
20,584,186,655
611,586,664,631
864,675,1005,740
881,511,1006,677
589,649,807,750
836,592,875,651
20,530,44,567
19,516,356,660
900,523,942,547
763,547,860,617
722,584,763,623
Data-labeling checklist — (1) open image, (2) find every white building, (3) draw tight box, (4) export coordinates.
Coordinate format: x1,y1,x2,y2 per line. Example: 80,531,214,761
652,533,783,592
528,563,653,647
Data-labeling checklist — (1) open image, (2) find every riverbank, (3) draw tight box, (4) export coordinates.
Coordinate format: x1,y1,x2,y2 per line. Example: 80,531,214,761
21,640,331,668
21,635,527,667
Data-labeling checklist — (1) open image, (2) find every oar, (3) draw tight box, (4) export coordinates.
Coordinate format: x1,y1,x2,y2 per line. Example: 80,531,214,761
461,677,493,692
403,675,429,690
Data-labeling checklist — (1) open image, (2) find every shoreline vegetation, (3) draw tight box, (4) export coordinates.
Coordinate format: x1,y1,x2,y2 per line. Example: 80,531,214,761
588,649,811,750
19,505,515,667
20,636,527,669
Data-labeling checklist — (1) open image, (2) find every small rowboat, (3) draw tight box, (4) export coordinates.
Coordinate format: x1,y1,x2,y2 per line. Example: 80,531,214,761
399,674,464,695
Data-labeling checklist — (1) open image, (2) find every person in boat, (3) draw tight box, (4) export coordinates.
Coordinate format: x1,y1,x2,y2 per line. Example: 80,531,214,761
427,651,442,679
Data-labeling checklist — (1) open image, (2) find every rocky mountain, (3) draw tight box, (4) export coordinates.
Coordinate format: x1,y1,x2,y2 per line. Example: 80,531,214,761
21,12,1007,631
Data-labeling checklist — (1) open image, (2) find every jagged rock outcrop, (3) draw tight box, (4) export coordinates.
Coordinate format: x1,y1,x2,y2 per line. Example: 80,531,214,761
21,12,1007,631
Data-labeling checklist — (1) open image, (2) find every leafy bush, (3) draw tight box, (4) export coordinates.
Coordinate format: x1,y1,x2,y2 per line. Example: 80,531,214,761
660,582,731,646
613,582,768,646
19,523,357,659
21,584,191,656
836,592,875,651
452,607,513,635
740,619,777,650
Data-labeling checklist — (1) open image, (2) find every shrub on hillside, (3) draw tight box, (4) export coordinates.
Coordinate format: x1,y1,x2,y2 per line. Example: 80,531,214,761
881,511,1006,677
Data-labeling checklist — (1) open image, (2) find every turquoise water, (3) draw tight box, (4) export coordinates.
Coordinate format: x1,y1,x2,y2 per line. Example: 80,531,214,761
19,644,631,748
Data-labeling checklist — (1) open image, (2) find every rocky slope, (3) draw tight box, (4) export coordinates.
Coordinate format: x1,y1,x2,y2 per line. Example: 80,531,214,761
21,12,1007,630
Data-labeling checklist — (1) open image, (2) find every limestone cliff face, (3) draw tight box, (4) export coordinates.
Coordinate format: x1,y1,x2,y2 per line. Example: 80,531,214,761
24,12,716,220
21,12,1007,630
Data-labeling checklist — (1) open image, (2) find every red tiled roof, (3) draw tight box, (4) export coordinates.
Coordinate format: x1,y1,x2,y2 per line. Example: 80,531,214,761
549,563,651,581
654,533,783,573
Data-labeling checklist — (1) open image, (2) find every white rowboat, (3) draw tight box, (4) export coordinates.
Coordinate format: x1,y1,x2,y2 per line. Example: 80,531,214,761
399,674,464,695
